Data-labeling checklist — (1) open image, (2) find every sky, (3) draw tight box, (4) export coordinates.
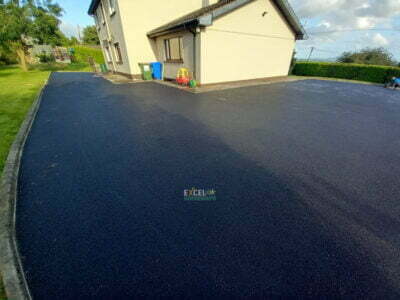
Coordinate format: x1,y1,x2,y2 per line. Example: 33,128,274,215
58,0,400,61
59,0,94,39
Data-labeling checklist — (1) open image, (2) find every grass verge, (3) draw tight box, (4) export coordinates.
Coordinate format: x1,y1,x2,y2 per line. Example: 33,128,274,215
0,58,96,174
290,75,380,85
0,65,50,174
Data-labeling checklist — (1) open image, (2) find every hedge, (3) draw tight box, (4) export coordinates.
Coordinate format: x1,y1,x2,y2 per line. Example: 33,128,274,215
72,45,105,65
292,62,400,84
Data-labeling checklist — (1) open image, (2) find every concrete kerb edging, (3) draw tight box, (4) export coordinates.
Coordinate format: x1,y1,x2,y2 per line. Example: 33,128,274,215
0,75,50,300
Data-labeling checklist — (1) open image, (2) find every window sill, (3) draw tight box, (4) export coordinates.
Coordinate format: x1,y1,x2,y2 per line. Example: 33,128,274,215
110,10,116,17
165,59,184,64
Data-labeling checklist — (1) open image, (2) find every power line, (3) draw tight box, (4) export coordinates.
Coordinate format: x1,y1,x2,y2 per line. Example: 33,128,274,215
297,47,339,54
306,28,400,35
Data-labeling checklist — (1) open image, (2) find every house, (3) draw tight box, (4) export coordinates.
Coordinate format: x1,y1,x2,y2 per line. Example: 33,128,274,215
88,0,306,85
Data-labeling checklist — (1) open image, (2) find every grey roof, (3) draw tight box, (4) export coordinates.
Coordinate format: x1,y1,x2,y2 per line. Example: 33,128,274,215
147,0,306,40
88,0,100,15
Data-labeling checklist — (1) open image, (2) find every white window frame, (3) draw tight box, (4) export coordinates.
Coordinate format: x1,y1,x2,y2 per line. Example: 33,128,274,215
108,0,116,16
113,42,123,64
94,15,100,31
99,3,106,25
103,40,112,63
164,36,183,63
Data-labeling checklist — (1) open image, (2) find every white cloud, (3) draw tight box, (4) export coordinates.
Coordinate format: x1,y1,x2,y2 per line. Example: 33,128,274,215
289,0,400,60
290,0,400,28
356,17,378,29
293,0,345,18
372,33,389,46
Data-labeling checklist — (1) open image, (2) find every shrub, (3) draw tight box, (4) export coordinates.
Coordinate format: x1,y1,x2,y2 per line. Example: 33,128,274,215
0,50,18,65
37,53,55,63
293,62,400,84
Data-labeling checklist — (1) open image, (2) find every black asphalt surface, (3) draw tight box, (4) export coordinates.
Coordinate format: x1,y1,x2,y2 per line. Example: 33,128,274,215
17,73,400,299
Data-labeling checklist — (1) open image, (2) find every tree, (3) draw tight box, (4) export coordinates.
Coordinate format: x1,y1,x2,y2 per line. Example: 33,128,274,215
82,25,100,45
69,36,79,45
0,0,63,71
337,47,396,67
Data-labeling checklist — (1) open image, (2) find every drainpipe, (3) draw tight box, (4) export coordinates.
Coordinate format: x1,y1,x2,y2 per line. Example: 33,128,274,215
188,27,197,81
100,2,117,72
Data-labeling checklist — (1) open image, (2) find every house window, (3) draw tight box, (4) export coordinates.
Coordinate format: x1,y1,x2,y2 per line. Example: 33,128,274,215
104,42,112,62
164,37,183,63
94,15,100,30
114,42,123,63
96,10,102,26
108,0,116,15
99,3,106,25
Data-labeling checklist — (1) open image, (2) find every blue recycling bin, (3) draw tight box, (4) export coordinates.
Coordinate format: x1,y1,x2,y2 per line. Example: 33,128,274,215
150,62,163,80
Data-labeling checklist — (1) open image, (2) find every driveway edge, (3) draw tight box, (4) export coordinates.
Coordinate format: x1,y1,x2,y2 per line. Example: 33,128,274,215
0,76,50,300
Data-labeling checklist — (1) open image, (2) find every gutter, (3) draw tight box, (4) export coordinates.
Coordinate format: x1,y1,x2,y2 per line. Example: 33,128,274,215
88,0,100,15
148,20,199,39
273,0,307,40
147,0,254,39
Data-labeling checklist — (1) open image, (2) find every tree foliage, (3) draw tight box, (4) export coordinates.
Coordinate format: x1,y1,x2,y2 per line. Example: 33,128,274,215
82,25,100,45
337,47,397,67
0,0,63,70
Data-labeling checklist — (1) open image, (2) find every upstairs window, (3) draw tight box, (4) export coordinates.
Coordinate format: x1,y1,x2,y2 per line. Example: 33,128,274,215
164,37,183,63
94,15,100,30
99,3,106,25
114,42,123,64
103,41,112,62
108,0,116,15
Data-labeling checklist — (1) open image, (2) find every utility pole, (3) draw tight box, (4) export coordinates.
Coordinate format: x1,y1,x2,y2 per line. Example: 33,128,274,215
77,25,81,43
307,47,315,62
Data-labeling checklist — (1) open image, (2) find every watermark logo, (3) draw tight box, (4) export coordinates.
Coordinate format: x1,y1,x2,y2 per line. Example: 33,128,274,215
184,188,217,201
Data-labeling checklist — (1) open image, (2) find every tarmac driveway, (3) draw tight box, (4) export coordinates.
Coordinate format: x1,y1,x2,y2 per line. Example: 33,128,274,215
17,73,400,299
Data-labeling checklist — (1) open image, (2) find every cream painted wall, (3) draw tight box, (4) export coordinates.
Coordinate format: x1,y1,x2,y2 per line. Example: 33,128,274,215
155,32,196,80
200,0,296,84
117,0,204,75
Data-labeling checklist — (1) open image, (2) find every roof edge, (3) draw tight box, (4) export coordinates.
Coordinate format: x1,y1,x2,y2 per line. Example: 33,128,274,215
88,0,100,15
147,0,254,38
273,0,307,40
212,0,255,20
148,20,200,39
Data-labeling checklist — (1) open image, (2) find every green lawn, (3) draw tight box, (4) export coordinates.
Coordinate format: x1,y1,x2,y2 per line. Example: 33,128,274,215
0,43,106,174
0,62,95,174
0,65,50,174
